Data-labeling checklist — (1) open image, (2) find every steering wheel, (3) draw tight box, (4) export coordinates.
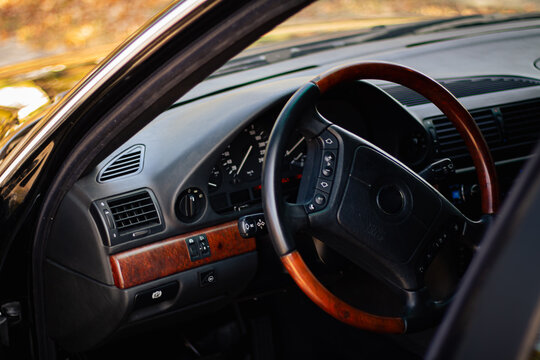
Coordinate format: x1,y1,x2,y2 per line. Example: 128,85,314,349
262,62,499,333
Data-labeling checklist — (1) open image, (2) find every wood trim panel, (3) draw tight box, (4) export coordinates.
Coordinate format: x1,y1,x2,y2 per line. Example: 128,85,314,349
281,251,406,334
110,221,256,289
312,62,499,214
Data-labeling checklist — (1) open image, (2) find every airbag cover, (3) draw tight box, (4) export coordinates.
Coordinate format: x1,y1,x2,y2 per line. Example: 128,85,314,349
337,146,441,263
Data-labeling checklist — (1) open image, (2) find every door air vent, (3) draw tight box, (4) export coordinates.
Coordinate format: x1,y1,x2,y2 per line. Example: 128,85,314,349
98,145,144,182
382,76,540,107
425,98,540,168
92,189,164,246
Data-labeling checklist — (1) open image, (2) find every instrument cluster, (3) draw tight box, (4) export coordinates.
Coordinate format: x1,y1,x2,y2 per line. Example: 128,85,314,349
207,115,306,214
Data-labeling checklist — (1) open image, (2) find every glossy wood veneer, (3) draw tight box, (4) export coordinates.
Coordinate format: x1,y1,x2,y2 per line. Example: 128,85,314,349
313,61,499,214
281,251,406,333
110,221,255,289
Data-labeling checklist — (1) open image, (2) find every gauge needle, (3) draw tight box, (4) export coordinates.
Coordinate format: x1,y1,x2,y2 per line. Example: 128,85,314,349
236,145,253,176
285,137,305,157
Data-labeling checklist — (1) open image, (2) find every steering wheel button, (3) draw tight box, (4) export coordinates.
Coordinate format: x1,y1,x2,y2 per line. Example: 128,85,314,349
318,131,338,150
449,222,462,234
436,236,445,245
324,151,336,163
316,178,333,193
322,167,333,177
315,194,326,205
376,185,405,215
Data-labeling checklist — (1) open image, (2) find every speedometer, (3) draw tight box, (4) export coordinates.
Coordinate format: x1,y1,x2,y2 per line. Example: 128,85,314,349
221,123,268,184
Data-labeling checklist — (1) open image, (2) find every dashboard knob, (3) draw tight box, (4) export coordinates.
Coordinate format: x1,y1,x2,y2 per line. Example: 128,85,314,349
177,188,205,222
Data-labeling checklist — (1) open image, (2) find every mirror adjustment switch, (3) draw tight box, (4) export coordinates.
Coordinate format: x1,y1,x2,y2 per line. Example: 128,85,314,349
186,235,211,261
198,234,211,257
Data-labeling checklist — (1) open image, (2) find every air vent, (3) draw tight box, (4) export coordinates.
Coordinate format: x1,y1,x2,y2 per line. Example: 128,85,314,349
107,190,160,234
92,189,164,246
98,145,144,182
429,109,502,160
382,76,540,107
426,98,540,168
501,99,540,146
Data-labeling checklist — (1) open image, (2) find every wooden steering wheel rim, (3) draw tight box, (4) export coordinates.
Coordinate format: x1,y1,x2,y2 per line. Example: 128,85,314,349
278,62,499,333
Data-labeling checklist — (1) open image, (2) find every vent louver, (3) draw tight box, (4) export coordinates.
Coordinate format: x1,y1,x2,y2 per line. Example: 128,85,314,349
426,98,540,168
382,76,540,107
107,190,160,234
98,145,144,182
430,109,502,159
501,99,540,146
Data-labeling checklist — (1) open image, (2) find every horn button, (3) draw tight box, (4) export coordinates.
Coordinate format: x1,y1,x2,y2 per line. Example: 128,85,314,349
376,185,405,215
337,146,442,263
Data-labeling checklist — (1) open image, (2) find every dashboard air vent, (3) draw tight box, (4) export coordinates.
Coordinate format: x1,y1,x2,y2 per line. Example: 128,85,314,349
98,145,144,182
382,76,540,107
92,189,164,246
429,109,502,158
107,190,160,234
426,98,540,168
500,99,540,147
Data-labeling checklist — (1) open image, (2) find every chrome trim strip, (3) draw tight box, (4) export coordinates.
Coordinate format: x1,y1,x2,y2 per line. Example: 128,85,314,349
0,0,207,187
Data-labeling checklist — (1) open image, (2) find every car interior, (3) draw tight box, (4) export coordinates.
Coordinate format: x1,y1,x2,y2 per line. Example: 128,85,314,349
28,4,540,359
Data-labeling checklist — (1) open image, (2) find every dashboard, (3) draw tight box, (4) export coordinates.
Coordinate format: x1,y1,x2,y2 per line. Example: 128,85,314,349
43,19,540,352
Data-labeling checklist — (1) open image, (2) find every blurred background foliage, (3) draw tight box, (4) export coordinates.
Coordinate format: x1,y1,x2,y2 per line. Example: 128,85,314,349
0,0,538,52
0,0,170,50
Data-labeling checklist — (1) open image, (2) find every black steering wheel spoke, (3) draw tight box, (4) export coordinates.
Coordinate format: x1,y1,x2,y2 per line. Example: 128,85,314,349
283,201,309,234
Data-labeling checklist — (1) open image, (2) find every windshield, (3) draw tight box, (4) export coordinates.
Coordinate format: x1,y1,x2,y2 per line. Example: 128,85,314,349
0,0,539,150
253,0,540,48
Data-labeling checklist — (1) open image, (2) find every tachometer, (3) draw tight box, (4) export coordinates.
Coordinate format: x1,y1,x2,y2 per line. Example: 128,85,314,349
284,135,306,170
